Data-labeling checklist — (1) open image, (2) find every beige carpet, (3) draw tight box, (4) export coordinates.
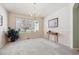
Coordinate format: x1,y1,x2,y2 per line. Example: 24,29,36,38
0,38,78,55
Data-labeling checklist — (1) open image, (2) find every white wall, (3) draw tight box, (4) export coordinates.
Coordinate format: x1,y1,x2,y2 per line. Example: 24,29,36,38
44,4,73,48
0,5,8,48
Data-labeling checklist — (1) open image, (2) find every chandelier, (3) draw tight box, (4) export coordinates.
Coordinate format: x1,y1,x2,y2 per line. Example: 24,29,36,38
29,3,37,17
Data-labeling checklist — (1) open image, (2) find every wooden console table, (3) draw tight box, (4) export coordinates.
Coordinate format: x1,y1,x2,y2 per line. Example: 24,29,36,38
47,31,59,43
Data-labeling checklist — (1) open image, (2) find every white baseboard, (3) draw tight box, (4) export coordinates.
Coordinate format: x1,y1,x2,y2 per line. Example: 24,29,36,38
73,48,79,50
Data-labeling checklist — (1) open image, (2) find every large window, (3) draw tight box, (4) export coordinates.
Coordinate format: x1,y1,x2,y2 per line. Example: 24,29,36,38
34,20,39,32
16,17,39,33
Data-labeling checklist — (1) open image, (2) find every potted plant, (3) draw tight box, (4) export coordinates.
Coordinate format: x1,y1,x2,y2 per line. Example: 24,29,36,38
6,27,20,42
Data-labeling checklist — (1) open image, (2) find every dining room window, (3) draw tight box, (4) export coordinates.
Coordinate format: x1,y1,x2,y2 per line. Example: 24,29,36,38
16,17,39,33
33,20,39,32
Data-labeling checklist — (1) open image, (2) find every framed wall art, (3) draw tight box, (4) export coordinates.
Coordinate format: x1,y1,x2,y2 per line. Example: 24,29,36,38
48,18,58,28
0,15,3,26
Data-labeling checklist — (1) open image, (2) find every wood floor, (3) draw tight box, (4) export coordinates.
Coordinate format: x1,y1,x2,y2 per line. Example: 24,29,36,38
0,38,79,55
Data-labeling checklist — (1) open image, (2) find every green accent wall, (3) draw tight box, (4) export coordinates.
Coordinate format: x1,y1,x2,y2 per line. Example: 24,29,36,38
73,4,79,48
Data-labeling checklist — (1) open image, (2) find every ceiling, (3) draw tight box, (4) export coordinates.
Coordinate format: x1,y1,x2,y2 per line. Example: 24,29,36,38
1,3,70,17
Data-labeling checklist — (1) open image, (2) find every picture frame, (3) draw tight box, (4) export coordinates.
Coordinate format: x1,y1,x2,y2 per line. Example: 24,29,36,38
0,15,3,26
48,18,58,28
